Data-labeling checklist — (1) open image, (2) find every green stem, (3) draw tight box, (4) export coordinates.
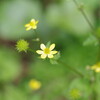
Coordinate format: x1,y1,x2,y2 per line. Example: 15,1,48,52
34,30,38,38
33,30,41,42
57,60,84,77
73,0,95,31
72,0,99,40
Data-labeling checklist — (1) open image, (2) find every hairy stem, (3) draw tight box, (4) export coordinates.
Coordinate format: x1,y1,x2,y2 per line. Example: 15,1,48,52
73,0,95,31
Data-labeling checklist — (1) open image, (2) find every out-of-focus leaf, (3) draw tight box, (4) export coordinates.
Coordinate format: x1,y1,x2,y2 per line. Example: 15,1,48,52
4,86,27,100
83,35,98,46
50,59,58,64
54,52,61,60
96,27,100,37
0,46,21,82
46,41,51,48
50,52,60,64
31,94,41,100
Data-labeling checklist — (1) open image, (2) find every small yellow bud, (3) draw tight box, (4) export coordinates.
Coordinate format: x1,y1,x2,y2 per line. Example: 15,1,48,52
91,62,100,73
29,79,41,90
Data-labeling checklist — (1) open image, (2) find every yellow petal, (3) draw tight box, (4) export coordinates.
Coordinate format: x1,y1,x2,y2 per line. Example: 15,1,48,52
40,44,46,50
31,19,35,22
36,50,43,54
25,24,30,27
41,54,47,59
51,51,58,54
26,27,31,31
48,54,54,58
35,21,39,24
96,68,100,72
32,26,37,29
50,44,55,50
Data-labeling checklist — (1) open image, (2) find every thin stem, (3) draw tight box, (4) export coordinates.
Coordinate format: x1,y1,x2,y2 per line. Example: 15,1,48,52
33,30,41,42
73,0,95,31
80,10,94,31
73,0,97,37
34,30,38,38
57,60,84,77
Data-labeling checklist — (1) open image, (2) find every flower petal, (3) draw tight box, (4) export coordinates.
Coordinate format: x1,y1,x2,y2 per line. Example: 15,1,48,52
31,19,35,22
96,68,100,72
26,27,31,31
25,24,30,27
36,50,43,54
36,21,39,24
40,44,46,50
50,51,58,54
50,44,55,50
91,65,96,70
48,54,54,58
32,26,37,29
41,54,47,59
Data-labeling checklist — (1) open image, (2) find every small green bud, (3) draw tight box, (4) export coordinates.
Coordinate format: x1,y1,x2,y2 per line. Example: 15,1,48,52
16,39,29,52
32,38,40,42
70,88,81,100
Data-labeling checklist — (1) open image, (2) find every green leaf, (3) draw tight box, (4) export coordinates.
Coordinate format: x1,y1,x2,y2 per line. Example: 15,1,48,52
49,52,60,64
0,46,21,82
83,35,98,46
54,52,61,60
50,59,58,64
46,41,51,48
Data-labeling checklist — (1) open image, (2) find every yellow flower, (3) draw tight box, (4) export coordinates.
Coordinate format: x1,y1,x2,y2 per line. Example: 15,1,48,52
36,43,58,59
16,39,29,52
29,79,41,90
25,19,39,31
91,62,100,72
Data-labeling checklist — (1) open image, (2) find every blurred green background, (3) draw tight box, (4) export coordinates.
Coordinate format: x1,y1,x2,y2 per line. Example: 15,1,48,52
0,0,100,100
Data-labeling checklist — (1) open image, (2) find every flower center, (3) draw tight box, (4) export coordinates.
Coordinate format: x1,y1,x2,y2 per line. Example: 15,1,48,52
44,48,50,54
30,22,35,26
